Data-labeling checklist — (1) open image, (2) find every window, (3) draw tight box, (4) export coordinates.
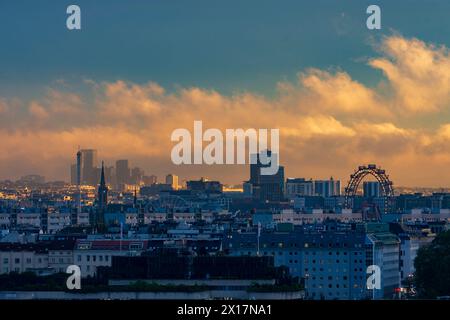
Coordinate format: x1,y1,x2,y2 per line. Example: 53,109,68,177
15,258,20,264
77,255,81,262
3,258,8,264
130,243,143,250
105,256,109,262
26,258,32,264
99,256,103,262
86,255,90,262
78,243,91,250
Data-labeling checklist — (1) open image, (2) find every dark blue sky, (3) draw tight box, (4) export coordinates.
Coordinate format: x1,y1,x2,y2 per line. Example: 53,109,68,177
1,0,450,99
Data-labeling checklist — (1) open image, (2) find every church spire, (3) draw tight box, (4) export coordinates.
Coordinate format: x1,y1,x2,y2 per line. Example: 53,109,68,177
98,161,108,210
100,161,106,187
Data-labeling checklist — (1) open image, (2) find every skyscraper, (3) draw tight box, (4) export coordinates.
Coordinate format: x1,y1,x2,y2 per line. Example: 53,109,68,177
363,181,381,198
249,150,285,202
70,164,77,185
76,149,82,217
116,159,130,188
80,149,98,185
166,174,179,190
130,167,144,185
142,175,157,185
314,178,341,198
76,150,82,187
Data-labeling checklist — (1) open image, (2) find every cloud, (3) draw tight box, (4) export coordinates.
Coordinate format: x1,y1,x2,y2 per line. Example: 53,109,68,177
1,35,450,186
369,35,450,113
28,101,49,121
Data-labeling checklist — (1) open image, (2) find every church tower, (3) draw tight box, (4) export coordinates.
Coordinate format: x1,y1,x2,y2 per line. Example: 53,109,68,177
93,161,108,232
98,161,108,210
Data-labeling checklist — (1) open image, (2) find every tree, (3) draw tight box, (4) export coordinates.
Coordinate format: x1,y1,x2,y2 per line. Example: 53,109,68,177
414,230,450,298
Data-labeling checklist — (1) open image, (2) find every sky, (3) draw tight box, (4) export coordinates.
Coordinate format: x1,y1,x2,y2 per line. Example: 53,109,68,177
1,0,450,187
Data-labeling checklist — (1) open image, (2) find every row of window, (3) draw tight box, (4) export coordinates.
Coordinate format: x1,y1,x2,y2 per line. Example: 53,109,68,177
252,242,363,249
244,250,365,256
49,251,72,255
3,257,47,264
308,275,364,281
77,255,110,263
49,258,72,264
304,259,364,264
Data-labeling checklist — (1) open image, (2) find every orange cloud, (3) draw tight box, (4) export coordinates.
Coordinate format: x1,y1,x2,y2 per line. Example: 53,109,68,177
1,35,450,187
369,35,450,113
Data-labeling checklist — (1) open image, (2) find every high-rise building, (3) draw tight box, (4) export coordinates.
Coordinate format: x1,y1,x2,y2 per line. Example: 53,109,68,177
249,150,285,202
78,149,98,186
130,167,144,185
115,160,130,187
285,178,314,199
76,150,82,186
70,164,77,185
166,174,179,190
314,178,340,198
76,149,82,218
142,175,157,185
363,181,381,198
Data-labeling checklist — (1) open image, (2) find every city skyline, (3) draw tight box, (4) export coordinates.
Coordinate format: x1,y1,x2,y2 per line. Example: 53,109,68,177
2,2,450,186
2,1,450,305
